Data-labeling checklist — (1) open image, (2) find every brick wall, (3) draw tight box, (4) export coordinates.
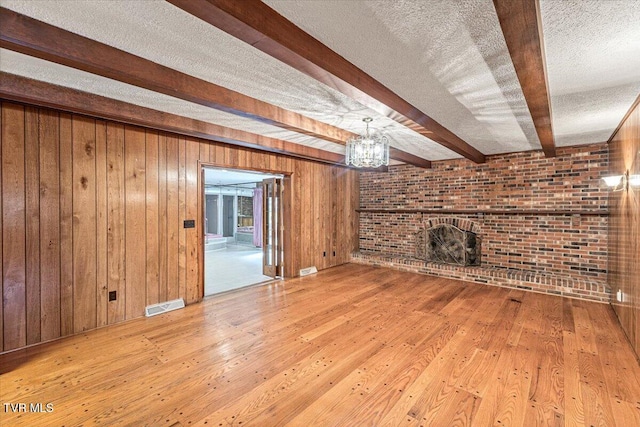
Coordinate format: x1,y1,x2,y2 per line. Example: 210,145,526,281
358,144,609,286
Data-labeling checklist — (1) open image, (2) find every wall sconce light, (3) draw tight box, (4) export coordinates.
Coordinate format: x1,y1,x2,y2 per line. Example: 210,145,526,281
602,170,628,191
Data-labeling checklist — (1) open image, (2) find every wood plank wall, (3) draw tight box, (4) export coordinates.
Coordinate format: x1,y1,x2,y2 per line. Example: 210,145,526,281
0,101,359,352
609,99,640,359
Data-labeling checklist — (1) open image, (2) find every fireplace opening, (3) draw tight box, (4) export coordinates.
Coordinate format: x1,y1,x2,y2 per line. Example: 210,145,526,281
416,219,481,266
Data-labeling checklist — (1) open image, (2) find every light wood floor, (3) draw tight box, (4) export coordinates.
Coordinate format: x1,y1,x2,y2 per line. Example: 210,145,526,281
1,264,639,426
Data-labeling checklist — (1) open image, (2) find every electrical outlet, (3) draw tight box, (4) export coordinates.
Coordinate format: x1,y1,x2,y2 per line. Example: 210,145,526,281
109,291,117,301
616,290,624,303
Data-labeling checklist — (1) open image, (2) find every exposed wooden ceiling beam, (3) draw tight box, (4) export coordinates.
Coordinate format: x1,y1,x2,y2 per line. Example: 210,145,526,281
0,72,346,165
388,148,430,168
0,8,430,169
0,8,345,143
493,0,556,157
167,0,485,164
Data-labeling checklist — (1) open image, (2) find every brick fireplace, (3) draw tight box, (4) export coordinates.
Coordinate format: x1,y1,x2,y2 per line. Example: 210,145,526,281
352,144,610,302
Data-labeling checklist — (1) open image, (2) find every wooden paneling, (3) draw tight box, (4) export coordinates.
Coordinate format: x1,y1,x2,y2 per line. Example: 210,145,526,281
0,101,359,352
609,98,640,360
185,138,200,304
336,166,359,266
96,121,108,328
25,106,40,344
106,122,126,324
157,134,168,303
145,131,160,307
39,110,60,342
72,116,97,333
59,113,73,337
124,126,147,319
177,137,187,303
1,103,26,350
282,173,296,278
166,135,180,302
298,162,314,270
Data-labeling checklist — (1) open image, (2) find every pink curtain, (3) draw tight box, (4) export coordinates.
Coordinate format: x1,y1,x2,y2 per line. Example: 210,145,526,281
253,187,263,247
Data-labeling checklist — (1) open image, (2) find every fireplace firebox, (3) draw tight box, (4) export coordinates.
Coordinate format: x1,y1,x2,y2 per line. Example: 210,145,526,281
415,219,481,266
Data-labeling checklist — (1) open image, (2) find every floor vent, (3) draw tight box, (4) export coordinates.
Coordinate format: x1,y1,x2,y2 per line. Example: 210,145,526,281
145,298,185,317
299,266,318,277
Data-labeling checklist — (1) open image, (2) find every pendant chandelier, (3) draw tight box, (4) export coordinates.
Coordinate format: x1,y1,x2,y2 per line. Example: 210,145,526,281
345,117,390,168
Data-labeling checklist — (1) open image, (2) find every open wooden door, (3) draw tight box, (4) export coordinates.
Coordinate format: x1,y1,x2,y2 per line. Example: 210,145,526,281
262,178,283,277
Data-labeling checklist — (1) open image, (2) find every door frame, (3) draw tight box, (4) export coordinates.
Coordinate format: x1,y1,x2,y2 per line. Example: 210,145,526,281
198,162,291,299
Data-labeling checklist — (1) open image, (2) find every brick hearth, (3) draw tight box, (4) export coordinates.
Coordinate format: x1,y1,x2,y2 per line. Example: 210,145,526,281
351,251,610,302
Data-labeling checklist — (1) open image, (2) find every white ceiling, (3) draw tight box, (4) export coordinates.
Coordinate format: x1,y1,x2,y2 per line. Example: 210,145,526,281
540,0,640,146
1,0,639,163
265,0,540,153
204,168,281,187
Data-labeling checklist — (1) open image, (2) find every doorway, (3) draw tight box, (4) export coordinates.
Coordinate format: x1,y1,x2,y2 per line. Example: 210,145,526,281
202,167,284,296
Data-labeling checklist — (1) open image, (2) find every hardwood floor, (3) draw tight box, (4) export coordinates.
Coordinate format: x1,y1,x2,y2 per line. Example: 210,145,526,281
1,264,639,426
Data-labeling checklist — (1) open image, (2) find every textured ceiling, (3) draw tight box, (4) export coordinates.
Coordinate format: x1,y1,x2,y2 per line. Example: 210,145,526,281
0,0,458,160
0,49,346,154
540,0,640,146
265,0,541,153
266,0,640,149
1,0,639,163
